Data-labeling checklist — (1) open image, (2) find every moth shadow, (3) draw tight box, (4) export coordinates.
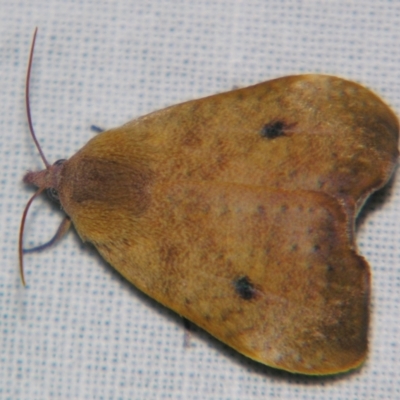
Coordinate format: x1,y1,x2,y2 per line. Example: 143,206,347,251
356,168,398,231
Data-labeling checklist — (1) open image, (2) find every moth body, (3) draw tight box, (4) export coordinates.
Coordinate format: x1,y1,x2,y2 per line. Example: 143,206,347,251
24,74,399,375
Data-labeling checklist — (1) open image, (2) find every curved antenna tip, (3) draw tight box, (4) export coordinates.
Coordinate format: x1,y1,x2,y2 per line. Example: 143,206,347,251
26,27,50,169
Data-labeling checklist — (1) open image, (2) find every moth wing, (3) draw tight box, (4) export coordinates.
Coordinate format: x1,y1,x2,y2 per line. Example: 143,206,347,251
58,74,397,375
124,74,399,211
94,182,369,375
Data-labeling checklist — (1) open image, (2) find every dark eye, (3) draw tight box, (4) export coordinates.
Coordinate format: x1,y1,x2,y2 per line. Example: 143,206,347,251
47,187,60,203
54,159,66,166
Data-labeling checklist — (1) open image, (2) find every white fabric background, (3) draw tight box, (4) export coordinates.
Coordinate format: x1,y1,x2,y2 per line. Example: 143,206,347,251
1,1,400,399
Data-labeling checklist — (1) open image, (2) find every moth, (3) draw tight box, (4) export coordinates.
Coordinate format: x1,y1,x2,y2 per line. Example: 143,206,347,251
21,29,399,375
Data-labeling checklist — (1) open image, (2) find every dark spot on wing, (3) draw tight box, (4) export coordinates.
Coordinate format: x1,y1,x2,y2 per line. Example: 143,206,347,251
260,121,286,139
234,276,256,300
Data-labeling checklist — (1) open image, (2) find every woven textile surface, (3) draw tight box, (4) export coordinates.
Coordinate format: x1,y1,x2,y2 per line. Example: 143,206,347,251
1,1,400,399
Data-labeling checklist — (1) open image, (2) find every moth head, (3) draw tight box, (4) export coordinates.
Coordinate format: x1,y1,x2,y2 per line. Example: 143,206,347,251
23,158,66,199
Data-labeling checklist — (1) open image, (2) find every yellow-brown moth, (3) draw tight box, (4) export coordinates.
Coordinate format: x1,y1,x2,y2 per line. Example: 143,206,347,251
21,29,399,375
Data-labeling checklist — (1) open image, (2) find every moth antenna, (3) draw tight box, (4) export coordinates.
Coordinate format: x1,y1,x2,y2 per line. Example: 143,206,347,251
20,28,51,286
19,188,45,286
26,27,50,169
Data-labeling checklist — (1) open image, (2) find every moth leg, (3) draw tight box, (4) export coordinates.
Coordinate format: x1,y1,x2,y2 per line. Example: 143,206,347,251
23,216,71,253
90,125,105,133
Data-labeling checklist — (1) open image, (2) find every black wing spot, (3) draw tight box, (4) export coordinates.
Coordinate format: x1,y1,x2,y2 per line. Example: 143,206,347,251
234,276,256,300
313,244,321,252
260,121,286,139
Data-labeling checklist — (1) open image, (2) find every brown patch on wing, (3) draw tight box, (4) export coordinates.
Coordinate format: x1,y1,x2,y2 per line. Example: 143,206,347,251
65,157,151,214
